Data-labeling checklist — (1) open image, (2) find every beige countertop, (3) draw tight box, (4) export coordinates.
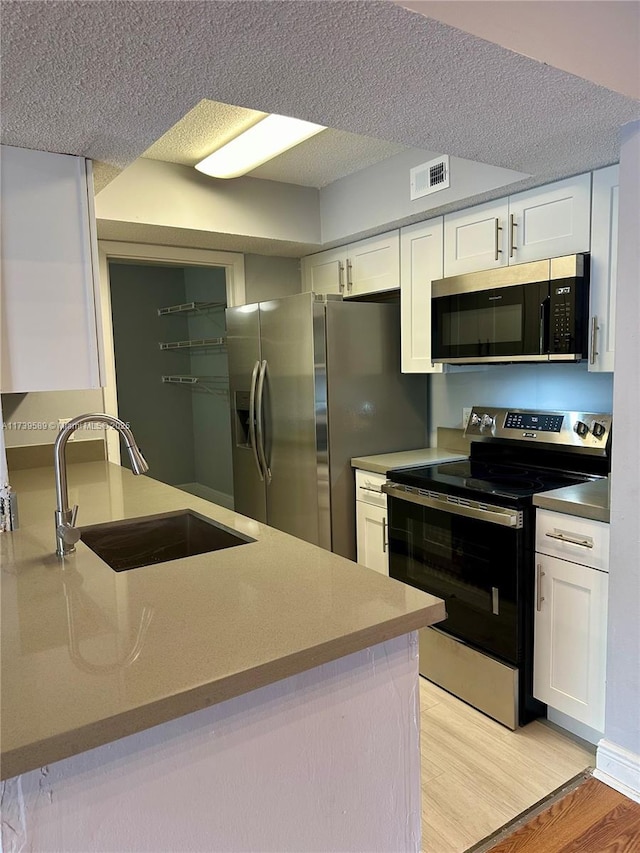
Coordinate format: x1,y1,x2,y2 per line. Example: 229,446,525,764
351,447,466,475
1,462,445,780
533,477,610,523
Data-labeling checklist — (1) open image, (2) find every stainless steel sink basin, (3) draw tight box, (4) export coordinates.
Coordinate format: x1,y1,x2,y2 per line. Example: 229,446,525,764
80,509,254,572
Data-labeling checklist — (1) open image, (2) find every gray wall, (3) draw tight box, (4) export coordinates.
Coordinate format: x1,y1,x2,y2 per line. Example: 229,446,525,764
318,150,529,244
244,254,301,303
109,263,195,486
429,362,614,445
605,121,640,759
184,267,232,498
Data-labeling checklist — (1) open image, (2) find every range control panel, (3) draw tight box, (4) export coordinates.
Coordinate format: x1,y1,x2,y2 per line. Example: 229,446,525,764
465,407,612,452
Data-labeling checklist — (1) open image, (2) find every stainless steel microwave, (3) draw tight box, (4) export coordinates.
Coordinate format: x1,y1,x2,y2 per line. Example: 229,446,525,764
431,254,589,364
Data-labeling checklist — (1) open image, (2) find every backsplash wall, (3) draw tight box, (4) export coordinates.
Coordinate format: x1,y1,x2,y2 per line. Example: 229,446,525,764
429,362,614,446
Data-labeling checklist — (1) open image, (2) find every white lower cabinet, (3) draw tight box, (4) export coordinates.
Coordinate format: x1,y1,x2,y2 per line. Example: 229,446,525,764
534,509,609,732
355,470,388,575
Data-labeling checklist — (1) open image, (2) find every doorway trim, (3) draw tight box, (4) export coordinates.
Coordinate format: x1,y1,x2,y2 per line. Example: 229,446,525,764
98,240,245,463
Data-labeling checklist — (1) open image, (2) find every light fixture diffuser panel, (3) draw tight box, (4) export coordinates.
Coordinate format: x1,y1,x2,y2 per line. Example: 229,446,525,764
196,114,326,179
410,155,450,200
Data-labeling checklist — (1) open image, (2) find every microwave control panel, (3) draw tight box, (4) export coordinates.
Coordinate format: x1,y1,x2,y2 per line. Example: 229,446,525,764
551,284,575,352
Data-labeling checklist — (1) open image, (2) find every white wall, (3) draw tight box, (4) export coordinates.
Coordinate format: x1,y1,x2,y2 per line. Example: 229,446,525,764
396,1,640,100
602,121,640,761
95,158,321,246
319,150,529,244
1,633,422,853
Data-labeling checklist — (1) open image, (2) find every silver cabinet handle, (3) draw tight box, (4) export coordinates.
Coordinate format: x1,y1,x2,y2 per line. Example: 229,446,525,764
338,261,345,294
590,315,599,365
248,360,264,481
346,259,353,293
382,517,387,553
536,563,545,612
255,360,271,485
494,218,503,261
509,213,517,258
545,531,593,548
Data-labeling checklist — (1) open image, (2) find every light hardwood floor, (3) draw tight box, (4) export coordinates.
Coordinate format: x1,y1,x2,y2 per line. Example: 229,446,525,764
419,677,595,853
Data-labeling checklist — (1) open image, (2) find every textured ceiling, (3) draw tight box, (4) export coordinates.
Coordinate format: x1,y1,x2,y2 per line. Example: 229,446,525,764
142,99,412,188
1,0,638,192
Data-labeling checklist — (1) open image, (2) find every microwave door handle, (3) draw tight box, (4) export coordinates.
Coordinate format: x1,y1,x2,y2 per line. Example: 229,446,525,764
540,296,550,354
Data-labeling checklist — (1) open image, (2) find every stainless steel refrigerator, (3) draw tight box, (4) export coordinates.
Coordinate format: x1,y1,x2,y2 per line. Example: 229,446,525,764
226,292,426,560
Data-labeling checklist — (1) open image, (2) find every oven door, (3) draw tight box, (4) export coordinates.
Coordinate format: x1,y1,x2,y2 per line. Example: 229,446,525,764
431,281,550,362
385,485,524,665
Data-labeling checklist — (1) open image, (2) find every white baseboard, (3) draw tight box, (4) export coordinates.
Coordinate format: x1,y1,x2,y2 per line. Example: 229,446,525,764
177,482,234,510
594,739,640,803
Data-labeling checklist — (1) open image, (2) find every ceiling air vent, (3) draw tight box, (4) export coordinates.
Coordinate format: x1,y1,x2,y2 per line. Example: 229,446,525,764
410,155,450,200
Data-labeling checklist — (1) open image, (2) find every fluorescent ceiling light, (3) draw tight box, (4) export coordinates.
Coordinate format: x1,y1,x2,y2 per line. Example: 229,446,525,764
195,114,326,179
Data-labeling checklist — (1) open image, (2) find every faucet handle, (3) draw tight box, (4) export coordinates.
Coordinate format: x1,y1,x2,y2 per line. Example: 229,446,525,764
58,507,81,547
57,522,81,546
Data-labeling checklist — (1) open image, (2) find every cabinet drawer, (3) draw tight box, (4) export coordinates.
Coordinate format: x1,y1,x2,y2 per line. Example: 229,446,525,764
536,508,609,571
355,469,388,508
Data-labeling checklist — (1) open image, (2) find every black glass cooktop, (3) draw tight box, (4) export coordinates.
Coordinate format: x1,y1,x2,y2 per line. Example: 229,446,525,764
390,458,593,502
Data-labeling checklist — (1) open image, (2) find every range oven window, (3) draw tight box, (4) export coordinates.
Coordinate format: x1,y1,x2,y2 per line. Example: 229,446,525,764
388,497,522,665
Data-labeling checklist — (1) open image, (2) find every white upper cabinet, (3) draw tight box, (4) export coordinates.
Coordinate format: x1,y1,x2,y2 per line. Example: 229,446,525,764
444,174,592,276
1,145,103,392
588,165,619,373
444,199,509,275
400,218,444,373
300,246,346,295
508,173,592,263
301,230,400,297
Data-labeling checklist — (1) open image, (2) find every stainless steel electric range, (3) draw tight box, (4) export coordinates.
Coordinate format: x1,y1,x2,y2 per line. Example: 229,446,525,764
383,406,612,729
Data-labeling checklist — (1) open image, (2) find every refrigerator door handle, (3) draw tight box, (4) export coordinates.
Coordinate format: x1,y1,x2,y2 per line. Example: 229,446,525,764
248,360,264,481
256,359,272,485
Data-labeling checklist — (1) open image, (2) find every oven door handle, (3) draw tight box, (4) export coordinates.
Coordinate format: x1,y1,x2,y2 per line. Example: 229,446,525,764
382,483,523,528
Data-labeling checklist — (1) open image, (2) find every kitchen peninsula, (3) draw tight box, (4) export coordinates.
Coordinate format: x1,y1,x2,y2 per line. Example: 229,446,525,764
1,460,445,852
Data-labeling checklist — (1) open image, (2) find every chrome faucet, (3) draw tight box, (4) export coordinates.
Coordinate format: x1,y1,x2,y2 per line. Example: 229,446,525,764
54,413,149,557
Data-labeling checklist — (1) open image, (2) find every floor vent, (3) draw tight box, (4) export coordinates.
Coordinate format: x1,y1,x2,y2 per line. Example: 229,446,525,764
410,155,450,200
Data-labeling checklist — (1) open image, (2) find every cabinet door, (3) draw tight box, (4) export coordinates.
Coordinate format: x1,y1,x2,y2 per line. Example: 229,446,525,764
534,554,608,731
1,145,103,392
444,199,509,276
400,218,444,373
356,501,389,575
588,165,619,373
300,247,345,295
346,231,400,296
508,174,591,265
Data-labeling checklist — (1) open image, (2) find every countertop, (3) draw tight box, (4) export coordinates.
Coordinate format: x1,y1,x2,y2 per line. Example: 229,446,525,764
0,462,445,780
351,447,466,475
533,477,610,523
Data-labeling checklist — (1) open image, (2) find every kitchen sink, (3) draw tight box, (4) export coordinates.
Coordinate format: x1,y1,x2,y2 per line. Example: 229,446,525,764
80,509,254,572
